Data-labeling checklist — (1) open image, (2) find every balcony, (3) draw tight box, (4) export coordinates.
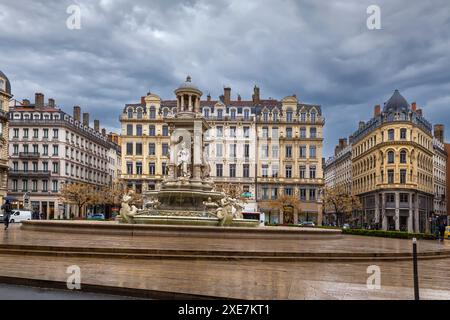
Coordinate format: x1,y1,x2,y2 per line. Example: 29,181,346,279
9,170,51,177
18,152,40,159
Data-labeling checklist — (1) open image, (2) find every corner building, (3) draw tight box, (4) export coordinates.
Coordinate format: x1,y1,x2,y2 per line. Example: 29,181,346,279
352,90,434,233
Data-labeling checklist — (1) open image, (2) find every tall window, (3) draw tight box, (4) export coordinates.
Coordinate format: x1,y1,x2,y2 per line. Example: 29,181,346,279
149,125,155,136
229,164,236,178
310,145,317,159
273,112,278,122
243,126,250,138
147,162,154,175
400,150,407,163
244,144,250,158
243,109,250,121
126,162,133,175
300,127,306,138
309,189,316,200
400,128,407,140
388,170,394,184
388,129,395,141
243,164,250,178
43,129,49,139
230,109,236,120
162,125,169,136
162,143,169,156
286,110,293,122
229,144,236,158
262,165,269,177
299,166,306,179
272,164,279,178
216,144,223,157
53,145,59,156
285,145,292,158
135,143,143,155
262,127,268,138
216,126,223,137
263,112,269,122
229,126,236,138
217,109,223,119
33,129,39,138
203,108,210,118
52,180,58,192
149,107,156,119
310,166,316,179
310,127,317,138
285,165,292,178
23,128,29,139
272,145,279,158
216,164,223,177
136,125,142,136
127,109,133,119
149,143,156,155
400,169,407,184
299,145,307,158
53,129,59,139
286,127,293,138
387,151,395,164
310,112,316,123
126,143,133,155
137,109,143,119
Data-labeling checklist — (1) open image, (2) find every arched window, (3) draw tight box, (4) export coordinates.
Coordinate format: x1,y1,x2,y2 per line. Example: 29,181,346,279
272,111,278,122
163,108,169,118
388,129,395,141
127,108,133,119
310,111,316,123
243,109,250,120
230,108,236,120
400,150,407,164
387,151,395,164
263,111,269,122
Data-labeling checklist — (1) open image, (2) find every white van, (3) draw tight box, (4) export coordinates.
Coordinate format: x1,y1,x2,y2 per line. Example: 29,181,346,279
9,210,32,223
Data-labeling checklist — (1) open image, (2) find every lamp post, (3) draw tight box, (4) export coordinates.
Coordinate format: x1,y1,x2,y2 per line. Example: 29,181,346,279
412,238,420,300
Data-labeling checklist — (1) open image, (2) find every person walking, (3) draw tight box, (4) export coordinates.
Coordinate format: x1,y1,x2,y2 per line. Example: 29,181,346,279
1,199,12,230
439,222,446,242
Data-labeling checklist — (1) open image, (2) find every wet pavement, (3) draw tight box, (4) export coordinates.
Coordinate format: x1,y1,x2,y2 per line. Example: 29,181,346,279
0,224,449,299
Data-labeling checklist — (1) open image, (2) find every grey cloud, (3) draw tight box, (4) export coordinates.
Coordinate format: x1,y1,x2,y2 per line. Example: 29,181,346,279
0,0,449,157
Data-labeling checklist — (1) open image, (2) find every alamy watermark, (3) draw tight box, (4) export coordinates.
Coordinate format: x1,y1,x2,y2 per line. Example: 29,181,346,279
66,4,81,30
366,265,381,290
367,5,381,30
66,265,81,290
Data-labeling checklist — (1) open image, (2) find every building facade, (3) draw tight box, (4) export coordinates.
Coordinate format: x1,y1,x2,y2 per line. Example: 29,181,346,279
120,77,325,224
8,93,118,218
0,71,11,204
323,137,352,224
349,90,434,233
432,125,447,221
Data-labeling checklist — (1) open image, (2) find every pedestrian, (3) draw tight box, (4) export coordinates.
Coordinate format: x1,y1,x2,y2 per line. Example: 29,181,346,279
1,199,12,230
439,223,445,242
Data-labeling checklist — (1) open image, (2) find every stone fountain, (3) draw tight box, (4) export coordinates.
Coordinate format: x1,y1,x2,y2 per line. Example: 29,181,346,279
118,77,259,227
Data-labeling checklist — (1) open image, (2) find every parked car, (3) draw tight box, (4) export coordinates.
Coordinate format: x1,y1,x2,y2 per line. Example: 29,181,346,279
342,223,350,229
445,226,450,240
87,213,105,221
300,221,315,227
9,210,32,223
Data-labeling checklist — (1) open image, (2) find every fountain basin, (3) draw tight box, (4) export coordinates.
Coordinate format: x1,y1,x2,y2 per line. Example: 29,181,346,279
119,215,260,227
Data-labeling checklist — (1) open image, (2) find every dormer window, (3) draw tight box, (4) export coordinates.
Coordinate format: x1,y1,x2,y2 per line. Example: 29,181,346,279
203,108,210,118
149,107,156,119
0,79,4,91
127,108,133,119
136,108,143,119
273,111,278,122
286,109,293,122
243,109,250,120
230,109,236,120
217,109,223,120
263,111,269,122
310,112,316,123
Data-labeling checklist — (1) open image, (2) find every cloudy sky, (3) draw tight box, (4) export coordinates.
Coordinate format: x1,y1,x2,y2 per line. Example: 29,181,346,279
0,0,449,157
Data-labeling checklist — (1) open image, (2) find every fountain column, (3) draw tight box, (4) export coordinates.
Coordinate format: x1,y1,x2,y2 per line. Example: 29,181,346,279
192,120,203,181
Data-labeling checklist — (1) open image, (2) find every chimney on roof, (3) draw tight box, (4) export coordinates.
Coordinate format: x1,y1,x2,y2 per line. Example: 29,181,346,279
35,93,44,108
416,109,423,116
252,85,260,104
141,96,146,106
101,128,106,136
94,120,100,132
83,113,89,126
411,102,417,112
22,99,30,106
434,124,445,143
48,98,55,107
224,87,231,105
207,93,211,102
237,94,241,102
73,106,81,121
374,104,381,116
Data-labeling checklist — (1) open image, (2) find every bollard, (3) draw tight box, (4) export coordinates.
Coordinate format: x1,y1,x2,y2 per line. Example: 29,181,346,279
412,237,420,300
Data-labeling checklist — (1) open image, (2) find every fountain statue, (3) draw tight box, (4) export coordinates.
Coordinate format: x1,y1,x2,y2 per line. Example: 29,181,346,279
118,76,258,227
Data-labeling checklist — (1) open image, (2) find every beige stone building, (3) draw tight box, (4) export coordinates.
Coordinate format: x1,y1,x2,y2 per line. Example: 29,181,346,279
0,70,11,204
432,125,447,220
120,77,325,224
350,90,434,232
